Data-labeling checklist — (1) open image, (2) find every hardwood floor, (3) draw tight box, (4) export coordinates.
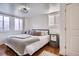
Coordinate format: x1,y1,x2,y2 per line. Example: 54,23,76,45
32,45,59,56
0,44,17,56
0,44,59,56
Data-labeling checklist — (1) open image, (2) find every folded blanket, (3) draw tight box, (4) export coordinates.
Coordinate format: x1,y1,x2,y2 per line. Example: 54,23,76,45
8,34,31,39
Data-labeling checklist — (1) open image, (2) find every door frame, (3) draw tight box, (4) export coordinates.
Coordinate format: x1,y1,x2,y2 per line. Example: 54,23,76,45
61,3,72,56
65,3,75,55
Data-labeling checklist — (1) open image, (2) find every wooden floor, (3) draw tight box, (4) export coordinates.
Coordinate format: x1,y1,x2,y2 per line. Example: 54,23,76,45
0,44,59,56
32,45,59,56
0,44,17,56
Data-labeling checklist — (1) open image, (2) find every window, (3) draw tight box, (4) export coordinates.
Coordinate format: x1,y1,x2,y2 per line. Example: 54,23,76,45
15,18,19,31
0,14,23,32
0,15,9,31
0,15,3,31
49,15,55,26
15,18,23,31
19,19,23,30
4,16,9,31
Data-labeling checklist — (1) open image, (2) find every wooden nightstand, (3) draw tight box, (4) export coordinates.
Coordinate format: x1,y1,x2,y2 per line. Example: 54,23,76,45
49,34,59,48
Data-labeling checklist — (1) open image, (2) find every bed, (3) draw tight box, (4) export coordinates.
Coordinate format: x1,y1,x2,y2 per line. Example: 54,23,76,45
5,29,50,56
25,35,50,55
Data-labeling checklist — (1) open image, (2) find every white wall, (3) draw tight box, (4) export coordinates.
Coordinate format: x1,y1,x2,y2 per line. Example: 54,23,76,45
24,17,31,30
24,3,61,30
48,3,60,13
30,14,48,29
24,3,49,30
0,4,10,13
59,4,66,55
48,3,66,55
48,14,60,34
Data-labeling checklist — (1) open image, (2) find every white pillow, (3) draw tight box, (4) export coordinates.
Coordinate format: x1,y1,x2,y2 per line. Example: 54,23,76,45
41,31,48,36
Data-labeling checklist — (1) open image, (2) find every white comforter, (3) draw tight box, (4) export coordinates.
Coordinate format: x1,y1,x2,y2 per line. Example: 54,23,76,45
5,34,40,55
25,35,50,55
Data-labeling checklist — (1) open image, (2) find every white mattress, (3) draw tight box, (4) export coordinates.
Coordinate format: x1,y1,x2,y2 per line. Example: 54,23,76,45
25,35,50,55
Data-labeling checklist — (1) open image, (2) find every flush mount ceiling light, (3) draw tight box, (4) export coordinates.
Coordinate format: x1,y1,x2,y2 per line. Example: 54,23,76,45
19,5,30,14
18,4,31,17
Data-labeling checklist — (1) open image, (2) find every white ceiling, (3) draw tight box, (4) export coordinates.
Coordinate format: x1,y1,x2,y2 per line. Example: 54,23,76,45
0,3,60,18
14,3,49,17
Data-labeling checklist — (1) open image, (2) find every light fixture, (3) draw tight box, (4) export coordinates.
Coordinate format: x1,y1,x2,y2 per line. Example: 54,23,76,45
19,5,30,14
18,4,30,17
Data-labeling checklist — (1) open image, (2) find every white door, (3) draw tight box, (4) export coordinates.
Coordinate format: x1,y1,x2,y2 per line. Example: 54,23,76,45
66,4,79,55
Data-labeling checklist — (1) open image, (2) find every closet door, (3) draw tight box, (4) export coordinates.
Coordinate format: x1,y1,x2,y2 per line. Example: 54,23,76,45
66,4,79,55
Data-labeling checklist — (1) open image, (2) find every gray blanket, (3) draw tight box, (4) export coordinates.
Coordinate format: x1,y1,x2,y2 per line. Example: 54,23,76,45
5,36,40,55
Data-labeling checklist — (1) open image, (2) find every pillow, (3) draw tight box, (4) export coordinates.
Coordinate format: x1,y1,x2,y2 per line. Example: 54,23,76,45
41,31,48,36
44,31,48,35
31,32,41,36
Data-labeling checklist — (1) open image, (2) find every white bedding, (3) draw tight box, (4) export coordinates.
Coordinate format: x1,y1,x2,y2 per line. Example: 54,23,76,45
5,34,50,56
5,34,40,55
25,35,50,55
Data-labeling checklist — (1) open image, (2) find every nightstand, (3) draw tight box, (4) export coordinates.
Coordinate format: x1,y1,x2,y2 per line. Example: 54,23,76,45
49,34,59,48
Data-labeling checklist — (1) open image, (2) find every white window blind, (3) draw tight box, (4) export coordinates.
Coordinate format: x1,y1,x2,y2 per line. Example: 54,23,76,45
0,14,23,32
15,18,23,31
4,16,9,31
49,15,55,26
0,15,3,31
19,19,23,30
15,18,19,31
0,15,9,31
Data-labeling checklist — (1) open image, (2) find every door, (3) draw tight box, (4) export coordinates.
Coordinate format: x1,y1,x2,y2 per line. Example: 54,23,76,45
66,4,79,55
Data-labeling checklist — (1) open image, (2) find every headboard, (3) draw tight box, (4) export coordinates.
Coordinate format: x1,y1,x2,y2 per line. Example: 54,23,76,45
31,29,49,36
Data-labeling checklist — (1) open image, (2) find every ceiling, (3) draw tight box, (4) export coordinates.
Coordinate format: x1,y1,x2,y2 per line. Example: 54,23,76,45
13,3,49,17
0,3,60,18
